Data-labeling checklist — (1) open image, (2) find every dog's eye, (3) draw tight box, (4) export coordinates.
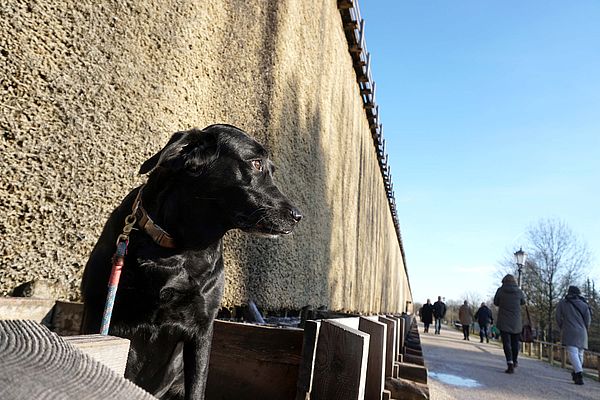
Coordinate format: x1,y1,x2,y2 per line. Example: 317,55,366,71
251,160,263,172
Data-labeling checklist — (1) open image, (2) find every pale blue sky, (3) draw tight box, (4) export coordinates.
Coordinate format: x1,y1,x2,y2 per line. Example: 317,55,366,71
361,1,600,302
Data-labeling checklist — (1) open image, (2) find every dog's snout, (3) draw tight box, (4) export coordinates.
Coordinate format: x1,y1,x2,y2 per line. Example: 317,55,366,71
289,207,303,223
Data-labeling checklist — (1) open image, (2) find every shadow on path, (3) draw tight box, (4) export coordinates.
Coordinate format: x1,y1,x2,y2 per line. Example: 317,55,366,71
420,323,599,400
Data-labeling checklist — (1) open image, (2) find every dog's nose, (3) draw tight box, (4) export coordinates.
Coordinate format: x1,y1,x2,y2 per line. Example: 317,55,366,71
289,207,303,223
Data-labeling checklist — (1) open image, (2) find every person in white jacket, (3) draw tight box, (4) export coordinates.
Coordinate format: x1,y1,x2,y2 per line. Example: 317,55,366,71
556,285,592,385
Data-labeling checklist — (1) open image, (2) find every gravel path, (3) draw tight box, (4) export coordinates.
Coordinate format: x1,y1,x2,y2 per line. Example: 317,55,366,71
420,323,599,400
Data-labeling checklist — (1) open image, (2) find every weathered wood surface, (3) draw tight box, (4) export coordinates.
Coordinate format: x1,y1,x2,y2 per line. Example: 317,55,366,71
403,353,426,366
405,347,423,356
0,297,55,322
396,362,428,384
206,320,304,400
64,334,130,376
311,319,369,400
52,300,84,335
0,320,153,400
296,320,321,400
358,317,386,400
378,316,397,378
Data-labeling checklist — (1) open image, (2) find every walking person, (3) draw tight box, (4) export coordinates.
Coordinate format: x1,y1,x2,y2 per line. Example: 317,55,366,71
494,274,525,373
458,300,473,340
556,285,592,385
474,302,493,343
421,299,434,333
433,296,446,334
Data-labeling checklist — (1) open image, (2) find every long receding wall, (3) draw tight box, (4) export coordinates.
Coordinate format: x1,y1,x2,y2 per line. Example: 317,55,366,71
0,0,411,314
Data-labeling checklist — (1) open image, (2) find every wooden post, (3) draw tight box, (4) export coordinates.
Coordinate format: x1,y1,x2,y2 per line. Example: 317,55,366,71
295,321,321,400
64,334,130,375
358,317,386,400
527,342,531,357
549,345,554,366
311,320,369,400
597,354,600,380
538,342,543,360
378,316,397,378
561,347,566,368
396,362,428,384
205,320,304,400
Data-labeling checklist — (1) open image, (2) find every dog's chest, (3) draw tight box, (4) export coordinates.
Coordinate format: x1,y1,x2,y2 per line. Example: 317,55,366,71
119,247,225,326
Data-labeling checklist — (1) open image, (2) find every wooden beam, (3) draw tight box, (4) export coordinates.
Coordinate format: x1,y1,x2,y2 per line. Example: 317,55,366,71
378,316,397,378
396,362,428,384
64,334,130,375
206,320,304,400
296,320,321,400
358,317,386,400
0,297,55,323
311,320,369,400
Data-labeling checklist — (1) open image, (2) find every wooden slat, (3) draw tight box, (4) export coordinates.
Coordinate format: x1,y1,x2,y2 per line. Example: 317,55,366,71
0,320,153,399
296,320,321,400
206,320,304,400
311,320,369,400
396,362,428,384
0,297,55,322
378,316,397,378
358,317,386,400
64,334,130,375
386,316,403,361
52,301,84,335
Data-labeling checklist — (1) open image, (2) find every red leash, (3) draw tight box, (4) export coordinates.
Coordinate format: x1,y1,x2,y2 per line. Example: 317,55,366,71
99,187,143,335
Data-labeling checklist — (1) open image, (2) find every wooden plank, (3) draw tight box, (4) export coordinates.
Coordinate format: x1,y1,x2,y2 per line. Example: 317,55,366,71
206,320,304,400
387,316,403,361
405,347,423,357
52,301,84,336
378,316,397,378
64,334,130,375
403,353,425,366
396,362,428,384
358,317,386,400
296,320,321,400
0,297,55,323
311,320,369,400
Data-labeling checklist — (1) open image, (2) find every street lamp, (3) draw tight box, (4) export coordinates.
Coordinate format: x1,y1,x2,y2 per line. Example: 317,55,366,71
514,247,527,287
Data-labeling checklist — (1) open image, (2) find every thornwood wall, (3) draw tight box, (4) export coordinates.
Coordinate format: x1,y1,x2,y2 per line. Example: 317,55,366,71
0,0,411,313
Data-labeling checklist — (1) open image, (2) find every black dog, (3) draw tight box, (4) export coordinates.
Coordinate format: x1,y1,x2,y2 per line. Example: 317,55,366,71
81,124,302,399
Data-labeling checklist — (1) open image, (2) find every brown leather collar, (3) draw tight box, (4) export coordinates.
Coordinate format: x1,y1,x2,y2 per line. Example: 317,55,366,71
132,187,176,249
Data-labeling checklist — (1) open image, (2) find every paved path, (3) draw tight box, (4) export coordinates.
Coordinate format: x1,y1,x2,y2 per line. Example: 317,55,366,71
420,323,599,400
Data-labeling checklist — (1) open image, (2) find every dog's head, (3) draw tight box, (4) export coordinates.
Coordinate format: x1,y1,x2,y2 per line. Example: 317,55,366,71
139,124,302,240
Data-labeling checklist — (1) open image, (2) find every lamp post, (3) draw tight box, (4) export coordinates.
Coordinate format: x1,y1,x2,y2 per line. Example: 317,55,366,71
514,247,527,287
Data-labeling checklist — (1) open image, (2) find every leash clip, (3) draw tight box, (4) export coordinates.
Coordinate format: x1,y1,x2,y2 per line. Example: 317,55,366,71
116,214,136,245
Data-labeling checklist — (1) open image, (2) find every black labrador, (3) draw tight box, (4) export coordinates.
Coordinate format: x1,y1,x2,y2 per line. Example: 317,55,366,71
81,124,302,399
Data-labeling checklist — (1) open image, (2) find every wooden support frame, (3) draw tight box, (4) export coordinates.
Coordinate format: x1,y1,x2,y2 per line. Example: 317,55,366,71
310,320,370,400
358,317,387,400
206,320,304,400
377,316,397,378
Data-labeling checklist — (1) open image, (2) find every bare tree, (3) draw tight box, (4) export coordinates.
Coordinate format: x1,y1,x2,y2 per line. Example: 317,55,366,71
500,218,591,341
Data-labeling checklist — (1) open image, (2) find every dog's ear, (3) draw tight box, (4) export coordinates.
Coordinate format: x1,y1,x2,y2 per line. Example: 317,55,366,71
139,129,218,174
139,131,188,174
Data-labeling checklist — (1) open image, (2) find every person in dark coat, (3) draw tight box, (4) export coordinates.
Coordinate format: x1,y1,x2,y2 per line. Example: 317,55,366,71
433,296,447,334
474,302,493,343
421,299,434,333
493,274,525,374
556,285,592,385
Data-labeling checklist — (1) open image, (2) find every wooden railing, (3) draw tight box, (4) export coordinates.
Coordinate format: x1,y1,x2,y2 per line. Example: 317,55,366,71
521,340,600,379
